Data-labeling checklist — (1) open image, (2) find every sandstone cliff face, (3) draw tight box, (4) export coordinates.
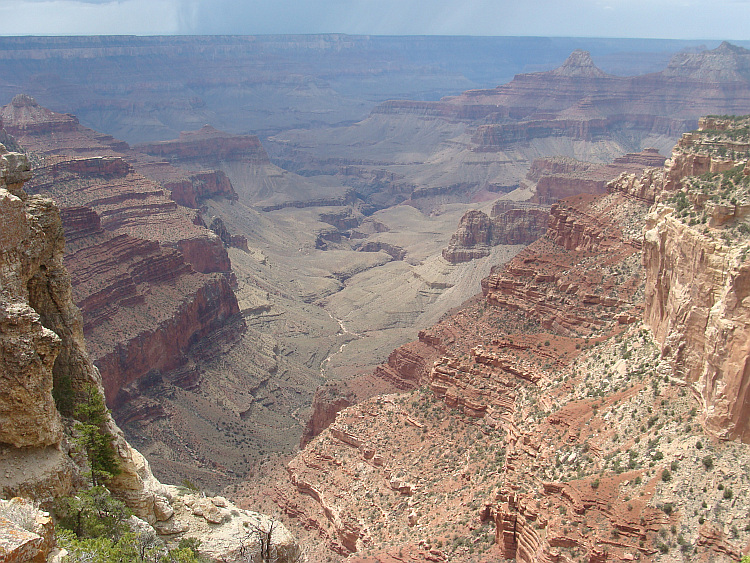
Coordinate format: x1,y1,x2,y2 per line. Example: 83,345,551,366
0,146,169,524
636,117,750,442
0,146,62,449
532,150,667,204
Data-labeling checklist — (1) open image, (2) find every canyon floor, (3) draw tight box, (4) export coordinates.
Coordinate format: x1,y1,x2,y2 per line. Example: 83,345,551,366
123,191,526,488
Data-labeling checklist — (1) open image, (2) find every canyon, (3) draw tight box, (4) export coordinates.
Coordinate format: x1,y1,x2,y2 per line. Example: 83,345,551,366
0,146,301,562
241,117,750,562
3,35,750,562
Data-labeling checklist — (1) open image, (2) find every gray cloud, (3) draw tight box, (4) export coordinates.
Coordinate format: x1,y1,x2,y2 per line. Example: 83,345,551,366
1,0,749,39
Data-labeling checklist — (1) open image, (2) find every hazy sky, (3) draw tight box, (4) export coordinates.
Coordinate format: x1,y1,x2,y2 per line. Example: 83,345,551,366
1,0,749,39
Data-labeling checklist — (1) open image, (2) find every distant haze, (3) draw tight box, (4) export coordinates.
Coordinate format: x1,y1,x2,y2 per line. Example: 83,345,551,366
4,0,750,39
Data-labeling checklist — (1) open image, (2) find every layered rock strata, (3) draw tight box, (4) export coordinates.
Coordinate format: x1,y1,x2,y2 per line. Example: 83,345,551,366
0,146,169,522
263,183,663,560
532,149,667,204
380,45,750,149
1,96,241,405
443,150,665,265
267,121,750,561
0,146,302,562
135,125,270,166
443,204,550,264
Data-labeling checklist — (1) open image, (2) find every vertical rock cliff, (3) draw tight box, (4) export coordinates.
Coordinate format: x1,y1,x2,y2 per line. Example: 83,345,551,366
0,145,302,562
634,116,750,442
0,145,169,522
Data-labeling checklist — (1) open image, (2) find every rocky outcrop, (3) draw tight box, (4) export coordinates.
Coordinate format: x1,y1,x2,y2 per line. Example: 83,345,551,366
161,170,237,209
443,204,550,264
643,208,750,441
442,210,495,263
0,498,55,563
300,384,356,448
135,125,269,165
0,146,170,524
533,150,667,204
0,147,61,450
163,489,302,563
355,241,406,260
638,117,750,442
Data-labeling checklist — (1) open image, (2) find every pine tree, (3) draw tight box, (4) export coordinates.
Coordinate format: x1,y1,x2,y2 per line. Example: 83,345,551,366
73,384,120,487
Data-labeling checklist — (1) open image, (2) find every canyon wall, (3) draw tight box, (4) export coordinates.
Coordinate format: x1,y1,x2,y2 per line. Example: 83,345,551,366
1,96,242,406
0,145,302,563
0,146,170,524
634,117,750,442
271,118,750,561
442,204,550,264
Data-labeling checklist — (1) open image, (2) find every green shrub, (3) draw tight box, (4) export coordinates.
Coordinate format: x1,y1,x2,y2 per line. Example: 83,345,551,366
58,529,204,563
54,487,130,540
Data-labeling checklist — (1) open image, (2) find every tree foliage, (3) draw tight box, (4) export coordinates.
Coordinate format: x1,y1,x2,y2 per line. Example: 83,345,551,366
55,488,205,563
72,384,121,486
54,486,130,540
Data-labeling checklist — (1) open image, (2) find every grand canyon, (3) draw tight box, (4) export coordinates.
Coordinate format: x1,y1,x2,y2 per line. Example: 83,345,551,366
2,35,750,562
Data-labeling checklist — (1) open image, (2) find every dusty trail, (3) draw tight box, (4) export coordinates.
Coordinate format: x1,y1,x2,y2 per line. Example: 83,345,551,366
320,310,362,377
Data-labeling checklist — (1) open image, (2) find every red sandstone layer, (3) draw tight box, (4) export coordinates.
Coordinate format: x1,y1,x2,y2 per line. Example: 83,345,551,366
1,95,241,405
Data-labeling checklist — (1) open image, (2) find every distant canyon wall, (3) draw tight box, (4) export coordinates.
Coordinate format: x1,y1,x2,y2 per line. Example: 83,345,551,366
1,95,243,407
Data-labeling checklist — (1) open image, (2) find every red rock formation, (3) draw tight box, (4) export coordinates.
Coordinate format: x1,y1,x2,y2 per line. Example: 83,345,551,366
301,333,443,447
636,118,750,442
442,210,495,263
155,169,237,209
1,96,242,406
266,118,750,563
443,204,550,264
300,384,356,448
135,125,269,165
532,150,667,204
